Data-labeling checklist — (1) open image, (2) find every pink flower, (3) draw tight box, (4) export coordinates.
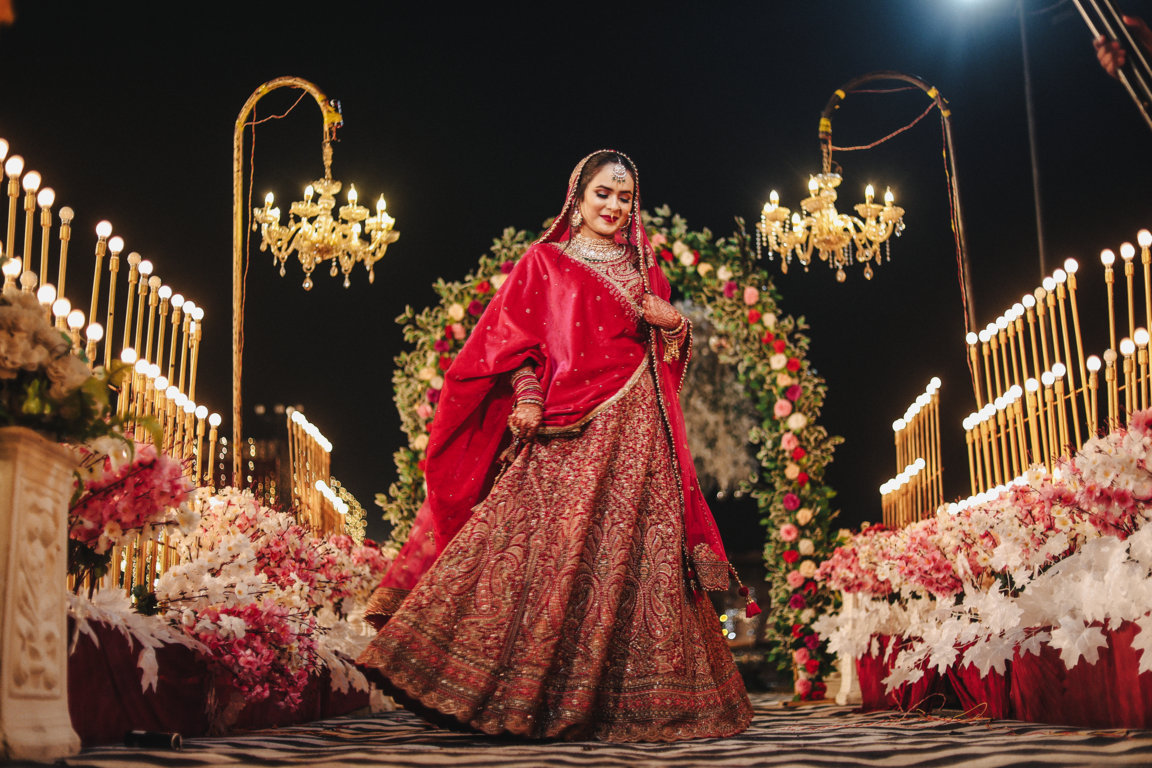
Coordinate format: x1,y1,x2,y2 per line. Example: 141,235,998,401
723,281,738,299
416,403,433,420
500,260,515,274
780,523,800,542
789,593,807,609
783,492,801,511
786,570,805,588
650,232,668,248
793,647,810,665
467,300,484,316
426,388,440,404
786,384,802,401
805,633,821,650
781,432,799,451
795,677,813,698
743,286,760,305
774,399,793,418
451,323,466,340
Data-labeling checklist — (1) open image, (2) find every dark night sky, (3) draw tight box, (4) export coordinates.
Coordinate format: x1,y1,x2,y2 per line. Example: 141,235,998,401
2,0,1151,546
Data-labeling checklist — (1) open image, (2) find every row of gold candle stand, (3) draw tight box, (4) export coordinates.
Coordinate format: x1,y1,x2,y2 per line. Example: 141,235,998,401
881,378,943,528
287,408,343,536
0,139,228,597
962,232,1152,501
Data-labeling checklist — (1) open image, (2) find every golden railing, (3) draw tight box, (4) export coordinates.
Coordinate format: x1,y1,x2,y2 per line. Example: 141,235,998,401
881,378,943,527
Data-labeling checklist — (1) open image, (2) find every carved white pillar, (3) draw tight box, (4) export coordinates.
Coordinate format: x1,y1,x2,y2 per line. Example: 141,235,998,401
835,590,863,706
0,427,80,762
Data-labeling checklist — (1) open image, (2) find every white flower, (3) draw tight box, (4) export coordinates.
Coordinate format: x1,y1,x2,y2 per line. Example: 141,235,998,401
798,538,814,556
787,413,808,432
776,373,794,387
678,250,695,267
717,265,733,282
762,312,777,330
430,376,444,390
798,559,817,578
784,463,800,480
795,508,814,525
769,354,787,370
697,262,713,277
447,303,465,321
671,240,689,256
412,433,429,451
1048,616,1108,668
491,273,507,290
45,352,92,399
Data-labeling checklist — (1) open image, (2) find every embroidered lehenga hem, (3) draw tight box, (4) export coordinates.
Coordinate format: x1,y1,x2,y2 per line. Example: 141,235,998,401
358,371,752,741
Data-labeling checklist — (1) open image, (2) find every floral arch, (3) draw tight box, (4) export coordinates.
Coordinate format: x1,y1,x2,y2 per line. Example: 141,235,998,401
377,207,843,696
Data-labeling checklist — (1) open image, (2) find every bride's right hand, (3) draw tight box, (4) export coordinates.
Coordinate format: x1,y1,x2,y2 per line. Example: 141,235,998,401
508,401,543,440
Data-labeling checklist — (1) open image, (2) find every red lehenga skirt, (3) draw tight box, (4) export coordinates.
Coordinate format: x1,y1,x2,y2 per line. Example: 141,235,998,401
358,370,753,741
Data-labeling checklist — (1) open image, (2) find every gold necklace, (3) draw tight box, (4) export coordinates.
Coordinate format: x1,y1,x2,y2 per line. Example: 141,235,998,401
568,233,627,264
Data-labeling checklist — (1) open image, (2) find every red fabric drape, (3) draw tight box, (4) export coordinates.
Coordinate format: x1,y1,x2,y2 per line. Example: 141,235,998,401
1010,622,1152,729
854,635,945,713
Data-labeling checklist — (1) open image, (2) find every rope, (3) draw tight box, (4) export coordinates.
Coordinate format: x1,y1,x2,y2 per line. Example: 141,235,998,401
831,102,938,152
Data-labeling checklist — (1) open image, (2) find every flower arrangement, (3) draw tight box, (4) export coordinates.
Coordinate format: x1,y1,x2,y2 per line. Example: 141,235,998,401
67,442,196,589
144,488,390,709
0,284,128,444
378,209,842,697
814,411,1152,690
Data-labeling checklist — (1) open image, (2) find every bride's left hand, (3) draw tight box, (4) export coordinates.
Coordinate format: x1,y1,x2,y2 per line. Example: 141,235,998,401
642,293,682,330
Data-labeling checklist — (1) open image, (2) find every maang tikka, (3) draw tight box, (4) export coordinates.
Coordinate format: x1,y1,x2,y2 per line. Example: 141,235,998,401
611,161,628,183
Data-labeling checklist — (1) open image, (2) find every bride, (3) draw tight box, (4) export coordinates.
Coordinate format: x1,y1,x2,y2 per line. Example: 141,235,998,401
358,150,754,741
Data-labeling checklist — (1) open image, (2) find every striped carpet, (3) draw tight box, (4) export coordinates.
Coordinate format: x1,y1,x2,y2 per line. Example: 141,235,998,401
34,694,1152,768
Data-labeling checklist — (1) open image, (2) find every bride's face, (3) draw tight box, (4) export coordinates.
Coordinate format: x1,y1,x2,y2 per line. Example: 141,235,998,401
578,163,634,239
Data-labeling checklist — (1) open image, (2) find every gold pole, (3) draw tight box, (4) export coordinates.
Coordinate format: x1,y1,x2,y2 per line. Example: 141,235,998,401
1065,261,1091,438
1041,379,1056,472
1025,382,1044,469
155,287,172,381
1012,396,1029,470
967,334,984,408
103,240,123,368
1087,359,1101,436
1123,342,1136,422
132,261,152,360
1106,350,1119,430
965,423,977,497
981,335,995,408
143,275,161,365
234,76,343,488
1036,286,1053,375
1053,369,1070,457
5,155,23,255
989,327,1005,400
20,172,38,272
177,304,193,396
1103,249,1118,354
1053,276,1082,448
188,311,203,402
166,296,184,384
1123,244,1137,342
1025,296,1043,392
56,206,73,297
88,222,112,329
35,187,53,288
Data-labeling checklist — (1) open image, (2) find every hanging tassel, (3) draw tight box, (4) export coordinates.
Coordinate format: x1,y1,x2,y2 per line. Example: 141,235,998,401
745,599,762,618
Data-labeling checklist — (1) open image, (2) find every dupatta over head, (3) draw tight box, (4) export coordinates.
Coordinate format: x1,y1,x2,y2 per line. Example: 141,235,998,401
364,150,750,627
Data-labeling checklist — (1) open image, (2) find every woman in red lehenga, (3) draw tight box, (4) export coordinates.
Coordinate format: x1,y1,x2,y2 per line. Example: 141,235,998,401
358,150,754,741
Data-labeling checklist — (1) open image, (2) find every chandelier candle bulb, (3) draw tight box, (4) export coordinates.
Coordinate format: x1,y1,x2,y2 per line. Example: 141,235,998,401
35,186,53,287
1024,378,1043,467
50,296,69,331
66,309,84,350
56,206,73,297
4,154,24,263
118,347,138,418
194,405,208,482
88,220,112,333
1121,242,1138,345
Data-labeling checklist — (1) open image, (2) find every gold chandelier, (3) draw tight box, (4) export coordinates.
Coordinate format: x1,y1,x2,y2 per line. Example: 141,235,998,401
756,172,904,282
253,141,398,290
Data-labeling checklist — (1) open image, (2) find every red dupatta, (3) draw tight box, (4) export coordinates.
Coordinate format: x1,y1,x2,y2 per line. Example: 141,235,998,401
364,150,743,627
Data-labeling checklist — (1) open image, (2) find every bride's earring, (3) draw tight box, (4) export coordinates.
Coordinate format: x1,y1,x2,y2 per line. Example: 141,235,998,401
570,207,583,231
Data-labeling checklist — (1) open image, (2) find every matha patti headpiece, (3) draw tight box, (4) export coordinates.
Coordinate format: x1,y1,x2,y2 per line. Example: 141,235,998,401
611,161,628,183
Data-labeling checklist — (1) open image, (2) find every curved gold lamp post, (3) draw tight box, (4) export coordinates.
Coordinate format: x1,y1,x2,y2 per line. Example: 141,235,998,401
758,70,976,332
